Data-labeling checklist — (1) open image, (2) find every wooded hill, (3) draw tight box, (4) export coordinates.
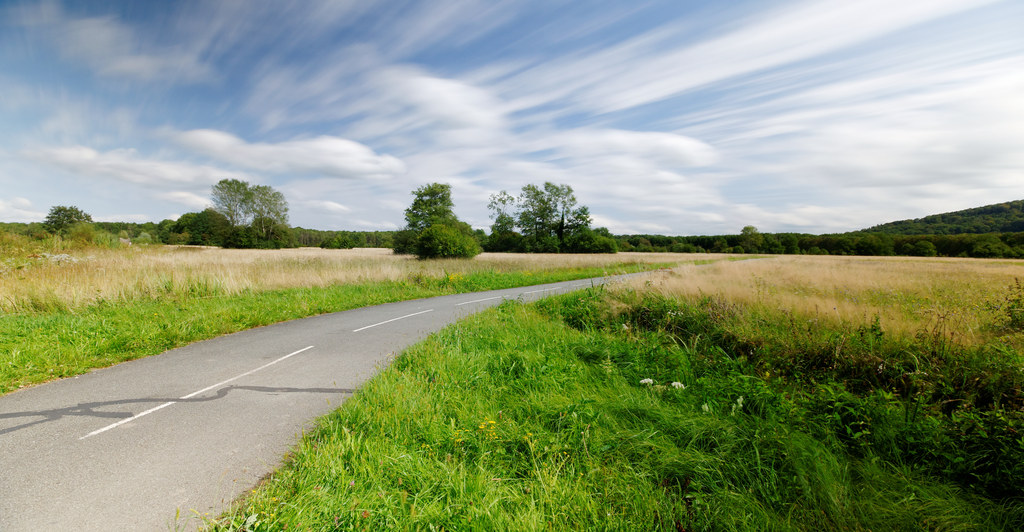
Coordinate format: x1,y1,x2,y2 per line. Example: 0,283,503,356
861,200,1024,235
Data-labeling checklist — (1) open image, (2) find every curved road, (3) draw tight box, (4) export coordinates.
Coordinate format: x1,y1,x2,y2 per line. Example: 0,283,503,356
0,275,638,531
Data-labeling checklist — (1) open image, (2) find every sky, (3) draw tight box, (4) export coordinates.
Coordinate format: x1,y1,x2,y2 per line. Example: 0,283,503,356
1,0,1022,235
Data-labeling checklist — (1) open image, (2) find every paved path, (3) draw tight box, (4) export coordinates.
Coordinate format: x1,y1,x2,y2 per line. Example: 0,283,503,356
0,275,637,531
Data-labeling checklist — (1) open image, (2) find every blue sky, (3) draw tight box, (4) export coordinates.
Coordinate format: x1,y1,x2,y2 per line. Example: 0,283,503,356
1,0,1022,235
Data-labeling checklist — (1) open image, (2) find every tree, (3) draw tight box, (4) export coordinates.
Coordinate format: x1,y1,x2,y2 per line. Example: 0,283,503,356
404,183,458,232
249,184,289,241
43,205,92,235
172,209,231,246
209,179,290,248
491,182,597,253
739,225,764,253
487,191,517,235
211,179,253,226
516,184,558,248
396,182,478,259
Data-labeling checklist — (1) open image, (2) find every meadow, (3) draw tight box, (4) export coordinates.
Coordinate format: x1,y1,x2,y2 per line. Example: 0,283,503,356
209,254,1024,531
0,236,694,393
0,240,704,314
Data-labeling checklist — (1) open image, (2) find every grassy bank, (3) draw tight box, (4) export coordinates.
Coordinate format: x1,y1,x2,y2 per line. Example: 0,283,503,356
209,286,1023,530
0,260,670,394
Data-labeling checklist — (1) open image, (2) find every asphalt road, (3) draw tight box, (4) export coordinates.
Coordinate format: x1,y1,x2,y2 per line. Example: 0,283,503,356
0,274,639,531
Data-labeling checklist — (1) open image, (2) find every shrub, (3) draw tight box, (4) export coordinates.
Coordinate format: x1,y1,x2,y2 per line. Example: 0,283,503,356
68,222,96,244
414,224,481,259
564,229,618,253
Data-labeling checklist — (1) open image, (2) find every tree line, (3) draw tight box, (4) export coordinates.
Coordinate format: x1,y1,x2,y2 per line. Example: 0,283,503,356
8,180,1024,260
863,200,1024,235
616,227,1024,259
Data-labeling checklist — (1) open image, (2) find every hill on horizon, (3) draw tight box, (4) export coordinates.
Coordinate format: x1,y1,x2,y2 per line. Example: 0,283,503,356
861,199,1024,235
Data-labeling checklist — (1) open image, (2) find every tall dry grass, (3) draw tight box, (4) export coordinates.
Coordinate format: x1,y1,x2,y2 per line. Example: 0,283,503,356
0,246,704,313
630,255,1024,345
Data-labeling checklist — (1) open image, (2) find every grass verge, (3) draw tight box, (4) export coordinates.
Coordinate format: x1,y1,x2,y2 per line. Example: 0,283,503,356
0,262,667,395
209,288,1023,531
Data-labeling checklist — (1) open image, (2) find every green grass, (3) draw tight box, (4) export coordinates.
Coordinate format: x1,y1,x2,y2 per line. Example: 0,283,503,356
208,289,1023,531
0,262,667,395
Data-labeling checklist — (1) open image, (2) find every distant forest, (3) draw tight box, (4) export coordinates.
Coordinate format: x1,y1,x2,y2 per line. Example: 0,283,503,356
862,200,1024,235
3,199,1023,259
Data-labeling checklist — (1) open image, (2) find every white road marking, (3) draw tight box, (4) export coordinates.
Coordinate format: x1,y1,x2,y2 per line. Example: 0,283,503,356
522,287,560,295
455,296,503,306
353,309,434,332
80,345,315,440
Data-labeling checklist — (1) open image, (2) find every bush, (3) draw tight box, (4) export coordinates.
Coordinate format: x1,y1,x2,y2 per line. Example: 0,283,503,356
391,229,418,255
67,222,96,244
414,224,481,259
483,231,524,252
563,229,617,253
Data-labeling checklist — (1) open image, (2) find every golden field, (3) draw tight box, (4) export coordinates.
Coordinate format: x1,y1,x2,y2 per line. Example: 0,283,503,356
0,246,710,313
630,255,1024,347
4,242,1021,349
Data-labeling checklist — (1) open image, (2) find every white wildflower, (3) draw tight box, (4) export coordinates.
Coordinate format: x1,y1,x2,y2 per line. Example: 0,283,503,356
640,378,654,386
671,382,685,389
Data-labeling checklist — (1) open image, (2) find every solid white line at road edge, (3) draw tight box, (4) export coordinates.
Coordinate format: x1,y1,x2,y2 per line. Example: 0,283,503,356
352,309,434,332
79,345,315,440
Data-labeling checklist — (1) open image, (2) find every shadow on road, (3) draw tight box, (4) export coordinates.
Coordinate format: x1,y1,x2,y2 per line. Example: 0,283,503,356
0,385,354,436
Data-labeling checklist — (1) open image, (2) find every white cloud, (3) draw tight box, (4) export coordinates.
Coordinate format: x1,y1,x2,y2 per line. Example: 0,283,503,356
381,68,507,131
493,0,999,116
23,146,251,186
15,3,212,83
378,0,518,58
303,200,351,214
550,129,718,168
0,197,46,223
174,129,406,179
156,191,213,210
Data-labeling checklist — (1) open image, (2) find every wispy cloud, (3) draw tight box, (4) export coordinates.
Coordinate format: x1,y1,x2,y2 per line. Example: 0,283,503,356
156,191,213,210
491,0,1000,116
13,2,213,84
173,129,406,179
24,146,250,186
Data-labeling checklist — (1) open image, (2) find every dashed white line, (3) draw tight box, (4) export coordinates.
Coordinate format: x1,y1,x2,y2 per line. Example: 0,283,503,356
455,296,503,306
522,287,561,295
352,309,434,332
80,345,315,440
180,345,314,399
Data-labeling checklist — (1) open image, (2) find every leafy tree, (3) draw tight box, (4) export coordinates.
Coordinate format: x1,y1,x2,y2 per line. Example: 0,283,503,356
487,191,517,235
404,183,458,232
739,225,764,253
43,205,92,235
970,235,1013,258
488,182,598,253
209,179,290,248
516,184,558,248
563,228,617,253
395,182,478,259
249,185,289,241
172,209,231,246
911,240,938,257
211,179,254,227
